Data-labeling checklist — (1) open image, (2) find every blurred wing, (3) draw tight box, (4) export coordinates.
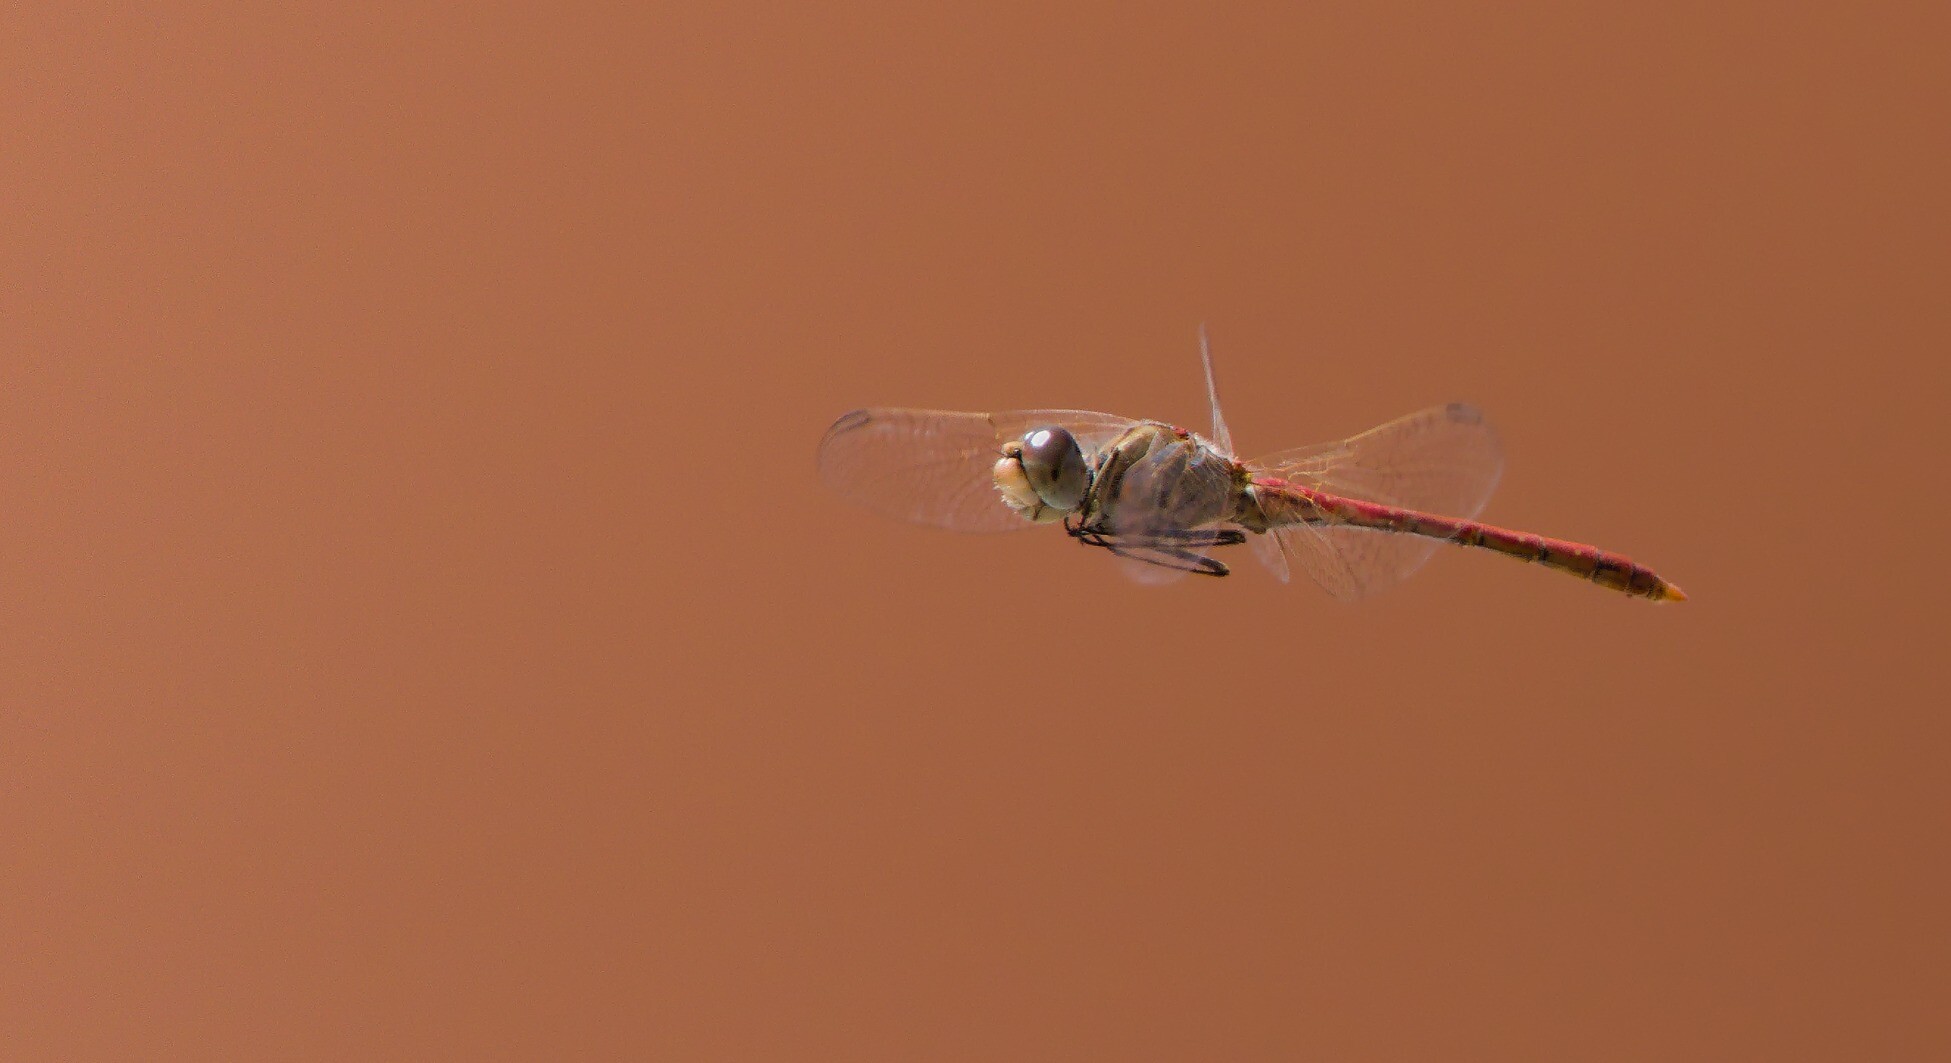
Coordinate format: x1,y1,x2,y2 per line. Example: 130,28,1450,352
818,407,1137,533
1199,324,1233,456
1243,403,1505,599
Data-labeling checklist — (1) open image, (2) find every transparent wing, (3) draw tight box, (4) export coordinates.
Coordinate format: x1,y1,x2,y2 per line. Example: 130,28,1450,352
817,407,1138,533
1250,522,1441,601
1249,402,1505,516
1243,403,1505,600
1199,324,1233,457
1105,431,1240,585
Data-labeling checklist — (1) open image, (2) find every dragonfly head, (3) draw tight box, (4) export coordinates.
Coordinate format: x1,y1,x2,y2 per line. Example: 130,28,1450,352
993,426,1090,522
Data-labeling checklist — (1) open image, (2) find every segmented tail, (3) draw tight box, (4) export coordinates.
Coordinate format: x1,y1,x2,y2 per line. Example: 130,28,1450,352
1249,481,1686,601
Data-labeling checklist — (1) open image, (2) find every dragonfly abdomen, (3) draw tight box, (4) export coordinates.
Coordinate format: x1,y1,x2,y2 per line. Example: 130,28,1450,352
1448,521,1678,600
1252,481,1685,601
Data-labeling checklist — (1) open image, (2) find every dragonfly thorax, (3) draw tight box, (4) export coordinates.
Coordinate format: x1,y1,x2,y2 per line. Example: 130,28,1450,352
1080,423,1243,532
992,425,1090,523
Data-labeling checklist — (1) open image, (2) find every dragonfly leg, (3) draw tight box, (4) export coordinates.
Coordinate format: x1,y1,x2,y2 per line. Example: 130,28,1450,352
1153,527,1244,547
1064,519,1236,576
1066,520,1244,548
1067,520,1113,549
1098,538,1232,576
1156,545,1230,576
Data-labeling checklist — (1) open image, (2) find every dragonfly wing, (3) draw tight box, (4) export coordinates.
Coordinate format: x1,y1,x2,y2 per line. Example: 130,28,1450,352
818,407,1137,533
1199,324,1233,457
1245,403,1506,599
1247,526,1290,584
1254,522,1437,601
1252,402,1505,517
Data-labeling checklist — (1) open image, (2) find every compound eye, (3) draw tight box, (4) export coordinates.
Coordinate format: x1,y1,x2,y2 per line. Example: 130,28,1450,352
1019,426,1088,511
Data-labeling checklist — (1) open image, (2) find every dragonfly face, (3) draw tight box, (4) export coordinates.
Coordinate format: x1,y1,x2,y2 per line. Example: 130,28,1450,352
991,425,1090,523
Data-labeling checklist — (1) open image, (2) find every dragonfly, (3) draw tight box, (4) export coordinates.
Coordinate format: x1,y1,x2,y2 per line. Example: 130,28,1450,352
817,331,1685,602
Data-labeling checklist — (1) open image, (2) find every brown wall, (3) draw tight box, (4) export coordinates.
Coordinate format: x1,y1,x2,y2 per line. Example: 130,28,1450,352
5,4,1946,1059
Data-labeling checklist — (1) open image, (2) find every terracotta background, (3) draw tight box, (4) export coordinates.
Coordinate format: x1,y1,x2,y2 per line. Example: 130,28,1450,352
5,4,1946,1059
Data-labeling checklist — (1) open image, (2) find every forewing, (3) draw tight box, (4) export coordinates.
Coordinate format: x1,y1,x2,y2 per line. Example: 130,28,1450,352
817,407,1136,533
1244,403,1506,599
